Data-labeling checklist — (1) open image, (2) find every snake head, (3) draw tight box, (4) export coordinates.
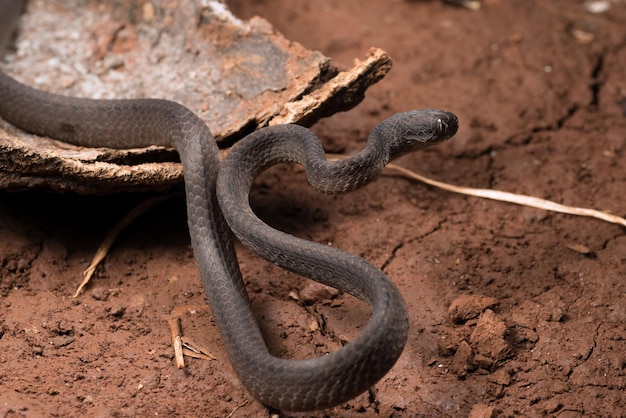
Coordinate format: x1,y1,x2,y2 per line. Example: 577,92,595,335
381,108,459,160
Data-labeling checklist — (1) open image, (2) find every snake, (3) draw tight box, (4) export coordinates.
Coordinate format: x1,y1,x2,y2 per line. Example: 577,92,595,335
0,0,458,411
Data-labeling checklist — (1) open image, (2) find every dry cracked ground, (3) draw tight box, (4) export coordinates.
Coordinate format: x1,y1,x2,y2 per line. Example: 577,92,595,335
1,1,625,417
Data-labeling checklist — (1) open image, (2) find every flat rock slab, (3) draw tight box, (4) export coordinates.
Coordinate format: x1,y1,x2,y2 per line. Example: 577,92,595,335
0,0,391,193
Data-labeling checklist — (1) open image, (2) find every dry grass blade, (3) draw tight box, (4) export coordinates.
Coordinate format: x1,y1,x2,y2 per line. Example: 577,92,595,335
181,337,217,361
384,162,626,227
73,193,180,297
328,153,625,227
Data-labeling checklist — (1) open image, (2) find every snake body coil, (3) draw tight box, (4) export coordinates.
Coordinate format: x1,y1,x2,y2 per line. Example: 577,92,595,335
0,0,458,411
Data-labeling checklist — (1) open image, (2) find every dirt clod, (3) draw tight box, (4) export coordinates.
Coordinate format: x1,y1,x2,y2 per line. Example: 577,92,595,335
448,294,498,324
470,309,510,363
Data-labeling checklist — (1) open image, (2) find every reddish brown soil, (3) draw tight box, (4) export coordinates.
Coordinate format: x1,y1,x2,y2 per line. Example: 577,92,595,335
1,1,625,417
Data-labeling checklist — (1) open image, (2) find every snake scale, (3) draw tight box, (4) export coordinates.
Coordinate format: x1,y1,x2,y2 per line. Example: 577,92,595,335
0,0,458,411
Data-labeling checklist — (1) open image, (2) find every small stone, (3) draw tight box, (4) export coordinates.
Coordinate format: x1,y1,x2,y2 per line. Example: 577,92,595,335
91,287,110,301
468,403,495,418
50,336,75,348
107,304,126,318
298,282,338,305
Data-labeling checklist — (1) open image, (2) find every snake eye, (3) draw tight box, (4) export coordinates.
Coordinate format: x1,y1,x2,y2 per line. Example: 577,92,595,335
435,118,446,135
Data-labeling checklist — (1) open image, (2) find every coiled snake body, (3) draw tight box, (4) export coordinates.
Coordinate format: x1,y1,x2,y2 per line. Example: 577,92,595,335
0,0,458,411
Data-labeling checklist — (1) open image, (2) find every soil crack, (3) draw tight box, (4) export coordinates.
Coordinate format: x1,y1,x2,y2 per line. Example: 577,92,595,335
380,242,403,271
589,53,604,109
380,219,446,271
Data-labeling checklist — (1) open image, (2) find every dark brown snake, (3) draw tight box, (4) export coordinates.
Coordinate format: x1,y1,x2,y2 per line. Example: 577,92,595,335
0,0,458,411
